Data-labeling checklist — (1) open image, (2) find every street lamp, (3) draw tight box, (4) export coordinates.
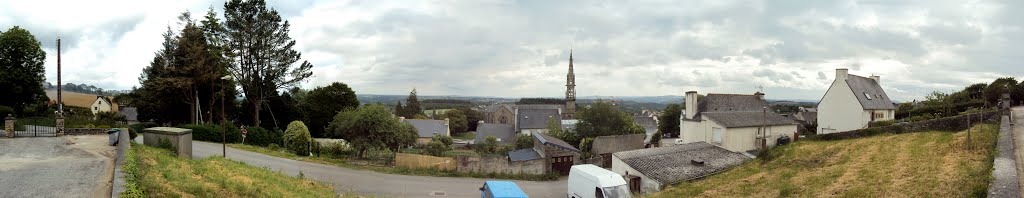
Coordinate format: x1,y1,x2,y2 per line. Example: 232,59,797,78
221,75,233,158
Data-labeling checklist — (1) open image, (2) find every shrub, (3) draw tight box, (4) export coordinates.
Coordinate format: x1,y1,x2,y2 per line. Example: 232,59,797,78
423,141,449,156
474,136,499,154
0,105,15,117
245,126,282,147
870,120,896,127
268,143,282,151
433,134,454,146
180,123,242,143
284,121,313,156
515,134,533,149
127,127,139,140
321,140,353,157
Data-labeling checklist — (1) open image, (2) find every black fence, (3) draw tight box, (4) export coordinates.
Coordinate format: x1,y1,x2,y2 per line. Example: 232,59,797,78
13,117,57,137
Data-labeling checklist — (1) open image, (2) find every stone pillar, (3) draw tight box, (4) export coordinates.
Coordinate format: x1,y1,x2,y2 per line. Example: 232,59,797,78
5,114,14,138
56,116,65,136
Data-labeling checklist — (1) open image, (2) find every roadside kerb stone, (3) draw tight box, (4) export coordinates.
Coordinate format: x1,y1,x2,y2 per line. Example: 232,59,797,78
142,127,193,158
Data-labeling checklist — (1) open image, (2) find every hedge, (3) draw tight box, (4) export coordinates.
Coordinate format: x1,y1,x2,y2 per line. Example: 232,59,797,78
813,111,1001,141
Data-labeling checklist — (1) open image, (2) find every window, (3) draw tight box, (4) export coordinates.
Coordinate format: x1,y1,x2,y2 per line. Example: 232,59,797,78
712,127,723,143
874,112,885,119
864,92,873,100
499,116,508,124
94,107,98,110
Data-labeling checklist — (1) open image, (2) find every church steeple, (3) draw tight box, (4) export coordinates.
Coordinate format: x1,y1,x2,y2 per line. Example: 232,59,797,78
564,49,577,119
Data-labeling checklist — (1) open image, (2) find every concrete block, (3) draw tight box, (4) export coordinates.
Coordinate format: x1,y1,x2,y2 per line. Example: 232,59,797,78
143,127,193,158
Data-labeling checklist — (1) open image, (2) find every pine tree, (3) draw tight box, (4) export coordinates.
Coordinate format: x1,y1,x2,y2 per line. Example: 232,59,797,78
401,89,422,118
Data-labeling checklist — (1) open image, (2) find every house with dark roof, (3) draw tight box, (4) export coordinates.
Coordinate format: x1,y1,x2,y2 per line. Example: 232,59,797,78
475,121,515,145
680,91,799,152
532,131,581,174
611,142,750,194
817,68,896,134
90,96,117,115
402,118,450,144
514,108,561,134
118,106,139,124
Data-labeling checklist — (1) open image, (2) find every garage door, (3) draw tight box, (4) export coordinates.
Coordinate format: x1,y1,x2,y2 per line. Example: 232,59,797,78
551,156,573,175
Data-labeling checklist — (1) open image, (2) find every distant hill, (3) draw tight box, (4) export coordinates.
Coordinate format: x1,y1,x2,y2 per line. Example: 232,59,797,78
44,82,129,95
45,90,108,109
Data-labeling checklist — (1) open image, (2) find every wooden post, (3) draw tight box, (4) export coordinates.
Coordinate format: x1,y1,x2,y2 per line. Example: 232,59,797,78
967,110,971,150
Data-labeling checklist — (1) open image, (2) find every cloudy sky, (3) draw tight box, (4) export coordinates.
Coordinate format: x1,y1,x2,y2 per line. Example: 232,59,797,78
1,0,1021,101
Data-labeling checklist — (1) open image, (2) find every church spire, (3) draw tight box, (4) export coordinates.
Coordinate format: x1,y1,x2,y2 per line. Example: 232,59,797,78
564,49,577,119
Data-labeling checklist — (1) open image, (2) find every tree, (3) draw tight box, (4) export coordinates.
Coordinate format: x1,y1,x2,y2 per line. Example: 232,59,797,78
546,117,581,146
393,101,404,116
398,89,423,118
327,104,417,158
658,104,682,138
984,77,1017,105
283,121,312,156
0,26,48,115
300,82,359,138
575,102,644,139
456,107,484,131
441,109,468,134
222,0,314,127
515,134,533,149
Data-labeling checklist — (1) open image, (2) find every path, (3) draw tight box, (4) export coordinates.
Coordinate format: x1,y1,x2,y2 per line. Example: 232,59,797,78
137,137,566,197
1013,107,1024,197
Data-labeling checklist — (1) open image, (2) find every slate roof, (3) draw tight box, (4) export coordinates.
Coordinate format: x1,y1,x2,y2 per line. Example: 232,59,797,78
798,111,817,123
476,123,516,144
533,131,581,153
515,104,564,110
118,107,138,121
404,119,448,138
517,109,560,130
613,142,750,185
693,94,770,119
846,75,896,110
701,111,798,128
634,116,657,132
592,134,646,155
482,105,512,113
507,148,543,162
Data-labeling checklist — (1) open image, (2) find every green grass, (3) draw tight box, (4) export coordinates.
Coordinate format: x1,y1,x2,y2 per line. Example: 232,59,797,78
454,131,476,140
228,144,560,181
124,143,342,197
648,124,999,198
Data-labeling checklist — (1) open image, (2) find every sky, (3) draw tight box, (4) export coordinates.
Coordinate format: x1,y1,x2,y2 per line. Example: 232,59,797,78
1,0,1021,102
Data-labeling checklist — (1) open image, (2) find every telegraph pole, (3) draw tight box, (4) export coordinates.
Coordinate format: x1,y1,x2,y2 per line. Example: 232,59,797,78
57,38,62,114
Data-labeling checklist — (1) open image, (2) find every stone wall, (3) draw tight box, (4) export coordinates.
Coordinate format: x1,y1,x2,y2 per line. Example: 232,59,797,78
395,153,456,171
65,128,110,135
455,155,546,175
813,111,1002,141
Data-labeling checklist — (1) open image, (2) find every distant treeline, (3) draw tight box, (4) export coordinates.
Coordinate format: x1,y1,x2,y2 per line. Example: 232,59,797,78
517,98,564,105
421,99,474,110
45,82,112,95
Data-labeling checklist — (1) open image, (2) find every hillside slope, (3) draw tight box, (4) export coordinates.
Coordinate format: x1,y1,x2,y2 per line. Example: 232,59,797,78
649,124,998,197
45,90,103,108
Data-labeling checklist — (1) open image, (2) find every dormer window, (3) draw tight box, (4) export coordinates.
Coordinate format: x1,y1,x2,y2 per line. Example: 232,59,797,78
864,93,873,100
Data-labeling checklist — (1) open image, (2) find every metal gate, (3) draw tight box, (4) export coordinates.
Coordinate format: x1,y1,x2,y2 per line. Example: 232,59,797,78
15,117,57,137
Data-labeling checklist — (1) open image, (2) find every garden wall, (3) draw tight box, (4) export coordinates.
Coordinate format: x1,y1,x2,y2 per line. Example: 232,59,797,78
65,128,109,135
395,153,456,171
813,111,1002,141
455,155,546,175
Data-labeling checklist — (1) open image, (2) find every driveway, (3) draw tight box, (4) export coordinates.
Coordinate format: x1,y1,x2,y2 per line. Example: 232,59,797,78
136,137,567,197
0,135,116,198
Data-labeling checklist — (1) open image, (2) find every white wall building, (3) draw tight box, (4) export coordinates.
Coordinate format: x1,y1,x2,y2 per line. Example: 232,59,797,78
817,68,896,134
679,92,799,153
90,96,115,115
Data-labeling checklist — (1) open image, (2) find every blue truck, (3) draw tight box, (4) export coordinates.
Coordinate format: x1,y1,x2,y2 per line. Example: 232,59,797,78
479,181,529,198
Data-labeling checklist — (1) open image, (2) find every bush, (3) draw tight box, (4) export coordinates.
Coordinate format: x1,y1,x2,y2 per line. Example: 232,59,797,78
433,134,454,146
320,140,353,157
127,127,139,140
268,143,282,151
180,123,242,143
474,136,499,154
284,121,313,156
245,126,283,147
423,141,449,156
0,105,15,117
515,134,533,149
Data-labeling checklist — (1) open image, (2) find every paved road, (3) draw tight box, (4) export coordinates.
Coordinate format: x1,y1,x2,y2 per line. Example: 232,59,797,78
1,136,115,198
1013,107,1024,197
137,138,567,197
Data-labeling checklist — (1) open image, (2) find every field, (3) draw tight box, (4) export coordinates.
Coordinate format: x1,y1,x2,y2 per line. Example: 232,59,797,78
648,124,998,198
124,144,340,197
45,90,102,108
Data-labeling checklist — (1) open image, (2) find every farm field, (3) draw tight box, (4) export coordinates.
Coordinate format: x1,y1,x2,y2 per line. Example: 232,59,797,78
647,124,998,198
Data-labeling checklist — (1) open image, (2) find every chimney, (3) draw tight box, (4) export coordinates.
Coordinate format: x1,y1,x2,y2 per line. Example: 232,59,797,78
399,116,405,122
685,91,698,119
870,75,880,85
836,68,848,81
754,92,765,100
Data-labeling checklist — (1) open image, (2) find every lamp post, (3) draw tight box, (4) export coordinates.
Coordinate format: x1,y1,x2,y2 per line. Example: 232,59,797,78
221,75,233,158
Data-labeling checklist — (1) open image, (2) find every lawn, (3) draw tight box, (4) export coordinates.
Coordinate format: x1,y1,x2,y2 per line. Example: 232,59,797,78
647,124,999,198
123,143,341,197
454,131,476,140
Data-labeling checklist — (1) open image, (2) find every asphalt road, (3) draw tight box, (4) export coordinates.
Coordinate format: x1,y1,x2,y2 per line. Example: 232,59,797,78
137,137,567,198
0,136,115,198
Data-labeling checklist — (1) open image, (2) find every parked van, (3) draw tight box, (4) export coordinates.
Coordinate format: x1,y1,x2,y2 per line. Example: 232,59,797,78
480,181,529,198
567,164,633,198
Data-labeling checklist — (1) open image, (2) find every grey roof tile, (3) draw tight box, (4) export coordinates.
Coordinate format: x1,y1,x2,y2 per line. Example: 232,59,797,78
404,119,448,138
508,148,542,162
694,94,769,118
846,75,896,110
533,131,581,153
702,111,798,128
517,109,560,129
613,142,750,185
476,123,516,144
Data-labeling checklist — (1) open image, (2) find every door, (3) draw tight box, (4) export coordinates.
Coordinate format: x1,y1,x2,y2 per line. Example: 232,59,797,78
601,153,612,168
551,156,574,175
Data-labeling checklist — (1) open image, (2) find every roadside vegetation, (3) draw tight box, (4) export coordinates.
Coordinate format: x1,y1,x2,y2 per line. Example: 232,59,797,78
648,124,998,197
120,143,339,197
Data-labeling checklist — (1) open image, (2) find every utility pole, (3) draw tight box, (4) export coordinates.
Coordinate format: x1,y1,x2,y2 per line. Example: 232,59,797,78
761,106,767,152
57,38,62,115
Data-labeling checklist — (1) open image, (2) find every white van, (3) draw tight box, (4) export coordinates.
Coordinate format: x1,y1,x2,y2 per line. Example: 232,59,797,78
567,164,633,198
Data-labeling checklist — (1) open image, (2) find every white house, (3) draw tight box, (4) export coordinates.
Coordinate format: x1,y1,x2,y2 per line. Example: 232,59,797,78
817,68,896,134
679,91,799,152
90,96,116,115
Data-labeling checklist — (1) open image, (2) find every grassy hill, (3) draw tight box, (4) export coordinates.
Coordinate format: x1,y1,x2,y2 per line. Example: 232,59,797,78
648,124,998,197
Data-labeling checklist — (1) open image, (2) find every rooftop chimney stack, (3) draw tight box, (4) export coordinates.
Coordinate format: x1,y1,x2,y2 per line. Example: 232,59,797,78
870,75,880,85
755,92,765,100
685,91,698,119
836,68,849,81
